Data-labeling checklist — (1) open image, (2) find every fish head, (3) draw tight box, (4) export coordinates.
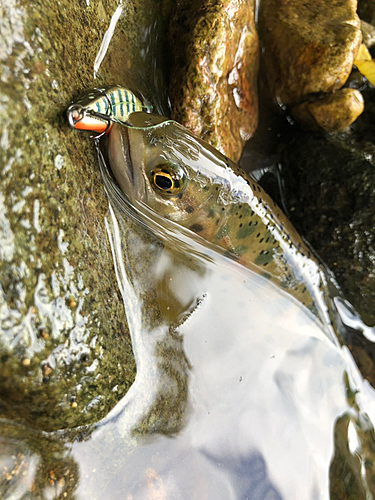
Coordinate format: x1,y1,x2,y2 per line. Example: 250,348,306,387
107,112,235,226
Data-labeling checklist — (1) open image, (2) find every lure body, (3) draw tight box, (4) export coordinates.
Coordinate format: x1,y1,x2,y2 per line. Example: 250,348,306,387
67,86,151,134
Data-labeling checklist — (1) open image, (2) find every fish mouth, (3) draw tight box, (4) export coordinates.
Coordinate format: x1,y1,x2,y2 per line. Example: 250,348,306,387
108,123,135,197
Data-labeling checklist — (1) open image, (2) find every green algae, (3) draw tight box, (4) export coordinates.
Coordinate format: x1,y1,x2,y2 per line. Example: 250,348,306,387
0,0,171,432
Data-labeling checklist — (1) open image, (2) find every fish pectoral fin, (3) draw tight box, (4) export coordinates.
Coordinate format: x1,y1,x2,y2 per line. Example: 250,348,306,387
170,293,208,336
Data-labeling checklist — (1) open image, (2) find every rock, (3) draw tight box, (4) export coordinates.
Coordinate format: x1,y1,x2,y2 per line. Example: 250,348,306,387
168,0,259,163
358,0,375,26
280,95,375,327
360,19,375,48
0,0,171,432
258,0,362,107
291,88,364,132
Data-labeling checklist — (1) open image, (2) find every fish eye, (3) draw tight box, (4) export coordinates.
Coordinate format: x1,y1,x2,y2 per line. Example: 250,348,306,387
150,164,186,196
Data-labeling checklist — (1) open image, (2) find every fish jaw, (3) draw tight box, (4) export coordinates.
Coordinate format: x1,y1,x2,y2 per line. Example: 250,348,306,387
107,123,135,199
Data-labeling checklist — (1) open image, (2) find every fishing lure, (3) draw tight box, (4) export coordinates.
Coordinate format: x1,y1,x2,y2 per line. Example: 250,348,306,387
66,85,152,136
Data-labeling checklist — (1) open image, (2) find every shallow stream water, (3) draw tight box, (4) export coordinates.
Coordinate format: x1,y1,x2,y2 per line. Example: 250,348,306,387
66,148,375,499
2,0,375,498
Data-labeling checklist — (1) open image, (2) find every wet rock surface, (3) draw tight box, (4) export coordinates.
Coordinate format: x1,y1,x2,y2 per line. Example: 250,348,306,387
258,0,362,107
280,100,375,328
0,0,171,432
291,87,364,132
168,0,258,163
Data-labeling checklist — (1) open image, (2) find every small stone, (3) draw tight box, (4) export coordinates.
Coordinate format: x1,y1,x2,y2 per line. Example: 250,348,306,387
42,364,53,377
291,88,364,132
57,477,65,488
40,329,49,339
21,358,31,367
68,297,77,308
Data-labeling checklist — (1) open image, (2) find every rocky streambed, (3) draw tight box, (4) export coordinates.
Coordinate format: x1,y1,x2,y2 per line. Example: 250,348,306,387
1,0,375,497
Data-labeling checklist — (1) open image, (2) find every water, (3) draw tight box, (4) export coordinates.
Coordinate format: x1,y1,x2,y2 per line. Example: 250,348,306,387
64,150,375,499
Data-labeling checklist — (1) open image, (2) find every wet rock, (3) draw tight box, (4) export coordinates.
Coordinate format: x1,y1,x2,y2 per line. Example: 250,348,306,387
291,88,364,132
358,0,375,26
0,0,171,431
168,0,259,163
360,20,375,48
280,96,375,327
258,0,362,107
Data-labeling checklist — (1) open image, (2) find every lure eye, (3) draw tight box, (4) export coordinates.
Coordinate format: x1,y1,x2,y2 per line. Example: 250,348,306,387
67,105,85,127
150,165,186,196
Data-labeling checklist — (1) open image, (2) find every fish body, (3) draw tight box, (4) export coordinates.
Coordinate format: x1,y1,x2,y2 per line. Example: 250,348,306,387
106,112,338,328
67,86,151,134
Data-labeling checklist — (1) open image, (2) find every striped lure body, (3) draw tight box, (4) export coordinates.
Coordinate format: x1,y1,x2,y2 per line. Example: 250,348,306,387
67,85,151,134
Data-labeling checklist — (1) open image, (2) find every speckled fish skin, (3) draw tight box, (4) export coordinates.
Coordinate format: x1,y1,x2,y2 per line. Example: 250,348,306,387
66,86,150,134
107,112,337,324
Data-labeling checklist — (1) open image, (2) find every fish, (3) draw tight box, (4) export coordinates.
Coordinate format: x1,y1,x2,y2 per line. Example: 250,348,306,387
66,85,152,135
105,111,340,332
66,103,375,500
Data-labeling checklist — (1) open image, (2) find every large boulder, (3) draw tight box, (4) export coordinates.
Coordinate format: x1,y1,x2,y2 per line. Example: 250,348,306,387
0,0,171,432
168,0,259,163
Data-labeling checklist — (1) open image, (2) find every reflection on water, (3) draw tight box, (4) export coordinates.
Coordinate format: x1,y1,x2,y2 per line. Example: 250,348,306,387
68,152,375,499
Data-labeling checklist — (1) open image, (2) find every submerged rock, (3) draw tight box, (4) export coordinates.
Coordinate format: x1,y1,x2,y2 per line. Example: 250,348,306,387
0,0,171,432
168,0,259,163
291,88,364,132
259,0,362,107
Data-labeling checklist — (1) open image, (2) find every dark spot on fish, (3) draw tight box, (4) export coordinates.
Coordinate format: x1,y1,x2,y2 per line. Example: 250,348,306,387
236,223,256,239
239,223,243,228
216,218,220,225
256,233,260,238
248,221,252,226
252,184,256,190
239,214,242,219
307,251,311,258
190,223,204,233
254,221,258,226
259,238,264,243
297,243,301,250
203,186,210,191
259,197,262,204
185,205,194,213
251,210,254,216
222,207,225,211
257,186,261,192
280,222,284,230
266,237,270,243
302,287,306,293
270,213,273,219
216,186,219,190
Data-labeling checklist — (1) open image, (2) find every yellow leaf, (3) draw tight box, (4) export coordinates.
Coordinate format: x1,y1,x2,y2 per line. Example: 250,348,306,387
355,43,372,62
355,59,375,85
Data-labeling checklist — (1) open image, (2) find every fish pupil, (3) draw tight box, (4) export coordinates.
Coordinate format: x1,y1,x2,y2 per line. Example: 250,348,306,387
155,174,173,190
